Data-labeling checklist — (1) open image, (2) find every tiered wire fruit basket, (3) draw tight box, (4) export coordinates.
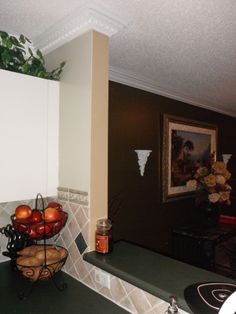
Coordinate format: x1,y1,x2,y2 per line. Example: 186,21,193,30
0,193,68,299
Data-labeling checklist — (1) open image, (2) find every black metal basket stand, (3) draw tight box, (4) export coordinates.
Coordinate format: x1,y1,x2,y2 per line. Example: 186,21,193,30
0,193,68,299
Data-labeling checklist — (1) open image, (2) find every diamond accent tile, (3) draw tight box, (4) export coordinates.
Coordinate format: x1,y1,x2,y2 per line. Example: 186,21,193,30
75,232,87,254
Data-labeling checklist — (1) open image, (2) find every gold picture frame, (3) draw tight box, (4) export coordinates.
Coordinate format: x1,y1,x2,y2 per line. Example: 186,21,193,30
162,114,217,202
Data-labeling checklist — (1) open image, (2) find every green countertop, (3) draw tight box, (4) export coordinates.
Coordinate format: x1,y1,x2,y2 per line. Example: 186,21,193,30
83,241,236,313
0,261,128,314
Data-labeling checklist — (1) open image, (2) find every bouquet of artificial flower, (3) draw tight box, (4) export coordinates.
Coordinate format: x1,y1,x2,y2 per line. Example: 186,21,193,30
186,161,232,206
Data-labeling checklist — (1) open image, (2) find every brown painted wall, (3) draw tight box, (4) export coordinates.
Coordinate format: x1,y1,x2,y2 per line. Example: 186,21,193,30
108,81,236,254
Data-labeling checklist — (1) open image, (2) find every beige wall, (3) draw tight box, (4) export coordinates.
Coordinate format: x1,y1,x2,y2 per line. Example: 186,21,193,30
45,32,93,192
45,30,109,249
90,32,109,248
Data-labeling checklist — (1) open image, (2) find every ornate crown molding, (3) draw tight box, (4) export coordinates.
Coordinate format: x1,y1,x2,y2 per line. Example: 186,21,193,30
109,66,236,118
33,5,126,55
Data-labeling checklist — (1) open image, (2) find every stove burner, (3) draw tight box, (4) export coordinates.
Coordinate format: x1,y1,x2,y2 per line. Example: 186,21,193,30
184,282,236,314
212,289,231,302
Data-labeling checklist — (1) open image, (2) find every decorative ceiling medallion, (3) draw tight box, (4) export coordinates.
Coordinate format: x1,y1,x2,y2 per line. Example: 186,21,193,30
33,5,126,55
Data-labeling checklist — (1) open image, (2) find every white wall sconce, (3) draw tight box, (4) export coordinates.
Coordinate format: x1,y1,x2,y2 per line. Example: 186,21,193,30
222,154,232,166
135,150,152,176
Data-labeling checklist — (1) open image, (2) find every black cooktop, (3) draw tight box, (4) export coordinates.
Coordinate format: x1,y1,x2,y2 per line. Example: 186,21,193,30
184,282,236,314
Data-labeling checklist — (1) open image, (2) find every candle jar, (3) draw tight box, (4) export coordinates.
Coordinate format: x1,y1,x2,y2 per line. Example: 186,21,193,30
95,218,113,254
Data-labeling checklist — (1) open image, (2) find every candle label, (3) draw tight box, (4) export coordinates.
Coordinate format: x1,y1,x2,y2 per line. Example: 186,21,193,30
95,235,109,253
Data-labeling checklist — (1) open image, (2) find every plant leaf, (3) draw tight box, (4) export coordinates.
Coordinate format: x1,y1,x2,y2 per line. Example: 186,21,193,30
19,34,26,44
1,49,11,66
36,49,43,60
0,30,65,80
28,47,34,57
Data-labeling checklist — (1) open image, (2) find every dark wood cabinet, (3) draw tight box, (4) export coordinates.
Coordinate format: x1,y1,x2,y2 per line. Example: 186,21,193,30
172,223,236,275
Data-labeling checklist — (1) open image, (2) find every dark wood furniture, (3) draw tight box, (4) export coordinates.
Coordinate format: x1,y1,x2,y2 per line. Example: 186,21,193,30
172,223,236,274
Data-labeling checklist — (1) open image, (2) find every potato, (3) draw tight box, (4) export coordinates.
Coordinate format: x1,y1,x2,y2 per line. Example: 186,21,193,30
17,245,51,257
17,256,42,267
16,256,27,270
35,248,61,262
59,248,68,260
16,245,67,281
46,258,60,266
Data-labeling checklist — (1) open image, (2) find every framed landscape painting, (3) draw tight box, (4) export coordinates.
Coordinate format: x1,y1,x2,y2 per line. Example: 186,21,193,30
162,114,217,202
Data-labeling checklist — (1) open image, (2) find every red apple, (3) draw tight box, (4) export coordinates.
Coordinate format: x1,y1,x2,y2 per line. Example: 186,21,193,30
28,228,39,239
35,224,51,237
53,220,62,233
44,207,61,222
15,205,32,220
60,211,68,225
15,221,29,233
47,202,63,211
29,209,43,224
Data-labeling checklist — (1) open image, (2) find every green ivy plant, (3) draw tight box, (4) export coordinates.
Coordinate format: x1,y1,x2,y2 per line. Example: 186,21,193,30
0,31,65,80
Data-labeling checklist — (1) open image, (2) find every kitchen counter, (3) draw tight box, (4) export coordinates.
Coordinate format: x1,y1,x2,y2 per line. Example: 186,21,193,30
83,241,236,313
0,261,128,314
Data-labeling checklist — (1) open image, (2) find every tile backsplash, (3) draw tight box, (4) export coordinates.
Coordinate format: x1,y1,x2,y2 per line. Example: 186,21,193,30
0,189,188,314
54,188,188,314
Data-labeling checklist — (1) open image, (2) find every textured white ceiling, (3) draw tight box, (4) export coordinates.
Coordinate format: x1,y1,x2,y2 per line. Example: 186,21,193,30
0,0,236,117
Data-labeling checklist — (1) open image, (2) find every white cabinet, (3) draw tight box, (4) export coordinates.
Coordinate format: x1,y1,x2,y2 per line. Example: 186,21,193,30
0,70,59,202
